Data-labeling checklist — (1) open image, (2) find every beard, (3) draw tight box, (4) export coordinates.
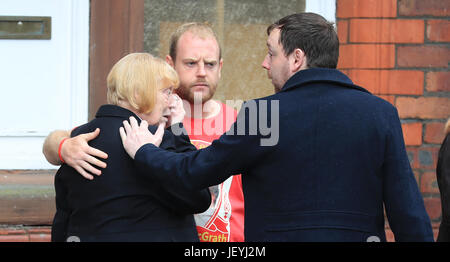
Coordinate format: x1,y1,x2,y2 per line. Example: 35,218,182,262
176,81,217,104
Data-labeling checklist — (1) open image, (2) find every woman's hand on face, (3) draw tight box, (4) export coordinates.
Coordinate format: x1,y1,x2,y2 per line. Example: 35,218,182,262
166,94,185,127
119,116,165,159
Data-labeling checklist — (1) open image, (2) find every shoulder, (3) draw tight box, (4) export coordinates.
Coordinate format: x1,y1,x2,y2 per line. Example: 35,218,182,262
70,116,120,137
70,122,92,137
219,101,238,117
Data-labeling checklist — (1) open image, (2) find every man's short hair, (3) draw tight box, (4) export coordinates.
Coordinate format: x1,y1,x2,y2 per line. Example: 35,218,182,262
107,53,179,114
169,22,222,62
267,13,339,69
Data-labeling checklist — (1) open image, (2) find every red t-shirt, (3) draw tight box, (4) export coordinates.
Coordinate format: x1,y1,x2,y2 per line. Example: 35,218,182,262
183,102,245,242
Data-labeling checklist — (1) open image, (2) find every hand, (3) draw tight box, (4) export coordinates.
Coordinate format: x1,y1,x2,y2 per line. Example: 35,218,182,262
119,116,165,159
61,128,108,180
166,94,185,127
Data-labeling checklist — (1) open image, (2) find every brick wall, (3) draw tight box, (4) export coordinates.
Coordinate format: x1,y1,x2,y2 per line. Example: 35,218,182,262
1,0,449,243
0,226,51,242
337,0,450,241
0,170,55,242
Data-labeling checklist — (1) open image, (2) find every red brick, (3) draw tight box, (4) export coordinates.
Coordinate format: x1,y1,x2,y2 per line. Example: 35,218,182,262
348,69,424,95
402,122,423,146
413,169,420,185
421,147,440,169
397,45,450,68
337,0,397,18
26,227,52,234
337,20,349,44
407,147,420,169
421,171,439,194
0,235,29,242
377,95,395,105
0,228,26,235
407,146,440,170
396,97,450,119
427,20,450,42
338,44,395,69
423,197,441,221
424,122,446,144
29,234,51,242
349,19,424,43
399,0,450,16
426,71,450,92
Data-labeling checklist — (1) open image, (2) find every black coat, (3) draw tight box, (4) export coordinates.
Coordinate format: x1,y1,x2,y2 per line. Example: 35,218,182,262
437,133,450,242
134,68,433,242
51,105,211,242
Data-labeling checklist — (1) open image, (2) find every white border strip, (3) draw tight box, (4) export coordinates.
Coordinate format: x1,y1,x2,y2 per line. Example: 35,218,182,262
305,0,336,23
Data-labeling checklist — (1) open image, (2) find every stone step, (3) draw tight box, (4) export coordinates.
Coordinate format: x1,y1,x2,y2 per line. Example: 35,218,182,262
0,170,56,225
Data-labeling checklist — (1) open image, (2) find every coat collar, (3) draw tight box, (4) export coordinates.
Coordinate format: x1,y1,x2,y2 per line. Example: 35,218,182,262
95,104,142,122
279,68,371,94
95,104,165,133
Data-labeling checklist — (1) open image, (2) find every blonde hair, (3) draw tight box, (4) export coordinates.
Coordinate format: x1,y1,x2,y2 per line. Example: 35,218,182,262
107,53,179,114
169,22,221,62
445,118,450,135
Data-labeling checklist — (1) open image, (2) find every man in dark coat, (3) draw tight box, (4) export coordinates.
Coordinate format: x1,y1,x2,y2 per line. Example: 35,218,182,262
120,13,433,242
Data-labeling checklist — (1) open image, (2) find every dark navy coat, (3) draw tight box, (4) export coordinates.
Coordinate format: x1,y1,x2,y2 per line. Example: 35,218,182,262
52,105,211,242
134,68,433,242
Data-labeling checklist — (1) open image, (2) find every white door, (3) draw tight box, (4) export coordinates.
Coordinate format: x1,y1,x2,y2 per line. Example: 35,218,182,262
0,0,89,169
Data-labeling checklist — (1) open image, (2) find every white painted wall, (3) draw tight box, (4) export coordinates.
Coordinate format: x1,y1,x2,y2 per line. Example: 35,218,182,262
306,0,336,24
0,0,89,169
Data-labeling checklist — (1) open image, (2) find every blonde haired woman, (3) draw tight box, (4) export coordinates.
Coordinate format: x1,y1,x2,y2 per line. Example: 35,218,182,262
438,118,450,241
51,53,211,242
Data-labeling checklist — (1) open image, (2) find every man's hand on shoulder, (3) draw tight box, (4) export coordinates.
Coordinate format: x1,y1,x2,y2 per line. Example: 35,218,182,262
43,128,108,180
61,128,108,180
119,116,165,159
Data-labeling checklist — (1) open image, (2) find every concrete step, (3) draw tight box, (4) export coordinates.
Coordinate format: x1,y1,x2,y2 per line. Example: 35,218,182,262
0,170,56,225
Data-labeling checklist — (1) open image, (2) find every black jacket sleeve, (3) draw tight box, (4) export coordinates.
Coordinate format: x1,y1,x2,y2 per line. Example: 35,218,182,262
437,134,450,241
134,104,270,190
51,168,71,242
139,123,211,215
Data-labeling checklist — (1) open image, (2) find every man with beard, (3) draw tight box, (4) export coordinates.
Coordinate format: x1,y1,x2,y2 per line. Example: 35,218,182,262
42,23,245,242
119,13,433,242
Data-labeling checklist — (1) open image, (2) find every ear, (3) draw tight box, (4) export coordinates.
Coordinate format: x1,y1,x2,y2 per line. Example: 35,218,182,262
218,58,223,79
290,48,306,72
166,55,175,68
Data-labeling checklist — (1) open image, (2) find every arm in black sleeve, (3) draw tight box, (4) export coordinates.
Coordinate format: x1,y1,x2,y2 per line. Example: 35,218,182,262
381,107,434,241
51,168,71,242
134,101,272,191
138,123,211,215
437,134,450,241
166,123,197,153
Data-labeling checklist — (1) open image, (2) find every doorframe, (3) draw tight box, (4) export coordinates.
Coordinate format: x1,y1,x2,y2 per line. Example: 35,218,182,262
88,0,144,120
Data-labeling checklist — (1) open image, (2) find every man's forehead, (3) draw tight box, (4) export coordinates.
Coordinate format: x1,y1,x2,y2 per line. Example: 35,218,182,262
178,32,219,48
267,28,281,46
177,35,219,56
182,57,218,62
